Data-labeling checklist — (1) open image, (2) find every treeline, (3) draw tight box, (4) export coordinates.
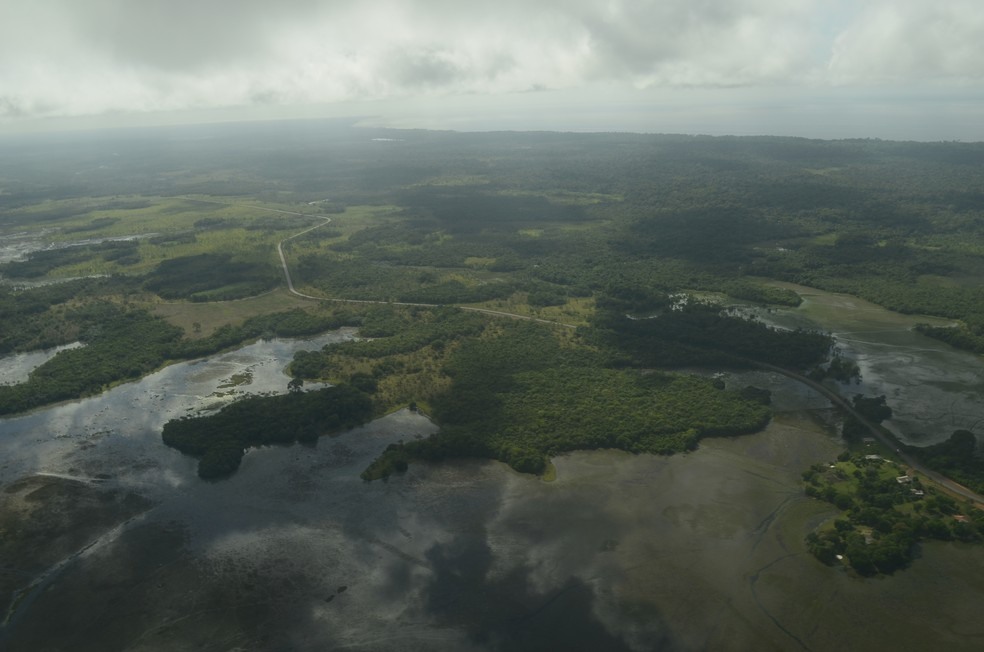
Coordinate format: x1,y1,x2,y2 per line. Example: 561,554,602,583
0,303,357,415
916,323,984,355
750,242,984,337
588,301,832,370
362,320,772,480
2,248,283,303
0,279,122,354
841,394,893,441
143,252,280,301
0,304,183,414
0,240,141,278
177,307,359,359
291,306,486,378
395,187,590,234
162,384,373,479
904,429,984,495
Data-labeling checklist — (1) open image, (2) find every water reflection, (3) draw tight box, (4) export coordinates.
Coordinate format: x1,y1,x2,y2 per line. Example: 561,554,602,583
2,322,984,650
748,284,984,446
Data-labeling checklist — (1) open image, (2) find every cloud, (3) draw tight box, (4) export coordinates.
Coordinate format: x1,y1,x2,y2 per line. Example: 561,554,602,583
574,0,823,86
828,0,984,84
0,1,982,125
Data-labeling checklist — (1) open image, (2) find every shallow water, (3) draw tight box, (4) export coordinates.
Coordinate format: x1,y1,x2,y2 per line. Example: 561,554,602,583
1,318,983,650
0,230,152,286
752,283,984,446
0,329,356,489
0,342,84,386
0,230,53,266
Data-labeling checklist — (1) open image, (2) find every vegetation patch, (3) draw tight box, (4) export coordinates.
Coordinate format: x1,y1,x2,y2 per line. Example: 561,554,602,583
904,429,984,495
361,319,772,480
0,304,183,415
916,323,984,355
804,454,984,575
590,300,833,370
143,252,279,301
0,299,361,415
217,371,253,389
290,305,487,414
162,384,373,479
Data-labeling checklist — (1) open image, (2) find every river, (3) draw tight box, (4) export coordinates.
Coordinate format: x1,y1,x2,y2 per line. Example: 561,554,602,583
1,289,983,651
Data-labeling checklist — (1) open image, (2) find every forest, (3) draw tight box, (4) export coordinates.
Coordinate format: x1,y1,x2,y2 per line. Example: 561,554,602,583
347,313,775,479
1,122,983,480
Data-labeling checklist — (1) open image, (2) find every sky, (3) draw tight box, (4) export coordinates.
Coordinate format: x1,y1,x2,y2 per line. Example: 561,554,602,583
1,0,983,139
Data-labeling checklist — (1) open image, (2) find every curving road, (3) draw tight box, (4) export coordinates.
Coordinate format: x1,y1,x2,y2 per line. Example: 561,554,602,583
183,196,981,504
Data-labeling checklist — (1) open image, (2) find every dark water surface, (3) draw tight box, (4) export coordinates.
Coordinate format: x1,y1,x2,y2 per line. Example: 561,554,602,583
752,283,984,446
2,321,983,650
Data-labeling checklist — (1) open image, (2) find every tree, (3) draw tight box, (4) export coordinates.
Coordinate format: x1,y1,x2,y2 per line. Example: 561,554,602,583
288,377,304,393
852,394,893,423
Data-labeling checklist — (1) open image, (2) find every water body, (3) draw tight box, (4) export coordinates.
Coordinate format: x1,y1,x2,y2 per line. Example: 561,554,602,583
0,342,85,386
1,313,983,650
0,330,358,489
0,231,153,263
750,283,984,446
0,230,154,287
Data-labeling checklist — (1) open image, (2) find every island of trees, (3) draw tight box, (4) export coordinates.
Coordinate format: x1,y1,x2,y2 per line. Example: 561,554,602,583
804,452,984,576
161,384,373,479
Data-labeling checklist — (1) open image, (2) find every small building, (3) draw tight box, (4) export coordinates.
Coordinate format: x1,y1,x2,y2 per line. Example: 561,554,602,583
864,455,882,461
896,475,911,484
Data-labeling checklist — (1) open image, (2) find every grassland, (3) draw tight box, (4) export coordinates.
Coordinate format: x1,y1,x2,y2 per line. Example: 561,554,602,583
151,288,314,338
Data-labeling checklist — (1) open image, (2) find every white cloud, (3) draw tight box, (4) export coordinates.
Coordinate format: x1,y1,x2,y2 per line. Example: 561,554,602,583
0,0,982,132
828,0,984,84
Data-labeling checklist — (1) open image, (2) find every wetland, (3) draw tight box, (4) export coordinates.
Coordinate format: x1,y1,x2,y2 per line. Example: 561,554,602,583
2,300,984,650
2,124,984,650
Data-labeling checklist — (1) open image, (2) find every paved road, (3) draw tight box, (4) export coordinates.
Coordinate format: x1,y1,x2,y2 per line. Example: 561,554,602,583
756,361,984,507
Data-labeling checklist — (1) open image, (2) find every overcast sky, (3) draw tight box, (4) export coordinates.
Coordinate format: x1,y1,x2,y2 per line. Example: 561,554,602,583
2,0,982,139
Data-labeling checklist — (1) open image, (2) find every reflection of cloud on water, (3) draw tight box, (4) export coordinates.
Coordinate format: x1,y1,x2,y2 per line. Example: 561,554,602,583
0,331,360,482
462,458,686,651
414,510,643,651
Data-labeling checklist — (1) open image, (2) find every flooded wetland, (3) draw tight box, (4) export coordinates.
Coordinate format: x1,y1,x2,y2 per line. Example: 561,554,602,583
2,288,984,651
